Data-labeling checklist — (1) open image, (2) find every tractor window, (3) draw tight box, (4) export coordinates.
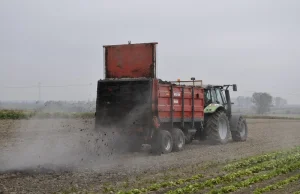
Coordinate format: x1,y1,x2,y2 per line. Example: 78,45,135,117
215,88,224,105
211,89,217,103
205,90,211,101
221,90,227,104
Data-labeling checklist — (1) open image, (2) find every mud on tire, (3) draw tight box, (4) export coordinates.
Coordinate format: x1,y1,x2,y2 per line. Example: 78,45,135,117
231,116,248,141
151,130,173,154
205,110,231,144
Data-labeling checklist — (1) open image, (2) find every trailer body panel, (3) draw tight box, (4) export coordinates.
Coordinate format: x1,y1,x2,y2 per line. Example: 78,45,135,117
95,79,205,135
103,42,157,79
156,83,205,122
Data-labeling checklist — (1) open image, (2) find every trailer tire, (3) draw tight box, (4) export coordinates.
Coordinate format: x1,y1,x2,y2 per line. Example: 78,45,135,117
231,116,248,141
151,130,173,154
205,110,230,144
171,128,185,152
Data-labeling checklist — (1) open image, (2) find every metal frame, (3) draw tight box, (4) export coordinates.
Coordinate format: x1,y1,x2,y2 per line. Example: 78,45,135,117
181,86,185,129
170,80,203,87
170,85,174,128
191,86,195,129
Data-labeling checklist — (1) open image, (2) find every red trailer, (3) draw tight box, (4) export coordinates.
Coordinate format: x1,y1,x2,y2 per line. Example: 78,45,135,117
95,42,205,154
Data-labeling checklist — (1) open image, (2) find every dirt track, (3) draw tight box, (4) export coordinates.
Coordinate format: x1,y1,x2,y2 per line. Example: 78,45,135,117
1,118,300,193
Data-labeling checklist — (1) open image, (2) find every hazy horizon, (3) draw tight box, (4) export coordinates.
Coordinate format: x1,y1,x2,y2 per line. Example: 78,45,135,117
1,0,299,103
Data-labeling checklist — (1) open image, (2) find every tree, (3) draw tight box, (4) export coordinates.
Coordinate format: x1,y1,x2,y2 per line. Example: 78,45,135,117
245,97,252,108
252,92,273,114
274,97,288,108
236,96,244,107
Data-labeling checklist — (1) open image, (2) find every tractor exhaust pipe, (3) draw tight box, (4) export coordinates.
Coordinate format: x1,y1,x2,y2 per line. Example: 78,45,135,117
225,90,232,118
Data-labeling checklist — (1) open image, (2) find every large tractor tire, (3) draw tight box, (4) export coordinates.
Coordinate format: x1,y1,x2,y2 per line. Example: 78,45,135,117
171,128,185,152
231,116,248,141
205,110,231,144
151,130,173,154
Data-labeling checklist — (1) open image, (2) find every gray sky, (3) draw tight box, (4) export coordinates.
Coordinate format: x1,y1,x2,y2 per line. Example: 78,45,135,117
0,0,299,103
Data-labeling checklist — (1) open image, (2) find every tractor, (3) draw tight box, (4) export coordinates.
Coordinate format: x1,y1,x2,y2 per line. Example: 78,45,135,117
190,83,248,144
94,42,248,155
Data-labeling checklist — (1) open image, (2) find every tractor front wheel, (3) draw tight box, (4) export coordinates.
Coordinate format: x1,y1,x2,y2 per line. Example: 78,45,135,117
151,130,173,154
205,110,231,144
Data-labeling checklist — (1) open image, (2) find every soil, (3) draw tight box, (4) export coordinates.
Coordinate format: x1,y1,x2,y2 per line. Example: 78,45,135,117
0,118,300,194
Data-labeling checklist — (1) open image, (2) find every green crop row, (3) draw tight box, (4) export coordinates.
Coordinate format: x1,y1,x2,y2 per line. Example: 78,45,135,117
0,109,95,119
294,191,300,194
209,160,300,194
165,152,300,194
116,174,204,194
223,146,300,171
116,149,300,194
253,174,300,194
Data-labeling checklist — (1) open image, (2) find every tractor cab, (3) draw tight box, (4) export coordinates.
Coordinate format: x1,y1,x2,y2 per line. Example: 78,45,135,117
203,84,237,118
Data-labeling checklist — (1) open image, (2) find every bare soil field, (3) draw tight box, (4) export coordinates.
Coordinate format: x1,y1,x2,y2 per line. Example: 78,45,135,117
0,118,300,194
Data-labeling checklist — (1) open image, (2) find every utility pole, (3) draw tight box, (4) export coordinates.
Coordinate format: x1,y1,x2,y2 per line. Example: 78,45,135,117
38,82,41,102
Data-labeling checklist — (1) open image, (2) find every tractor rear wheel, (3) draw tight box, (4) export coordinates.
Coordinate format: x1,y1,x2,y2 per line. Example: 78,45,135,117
205,110,231,144
151,130,173,154
231,116,248,141
171,128,185,152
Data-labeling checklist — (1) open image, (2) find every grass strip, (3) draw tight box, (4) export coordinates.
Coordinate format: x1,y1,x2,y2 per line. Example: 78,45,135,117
208,161,300,194
253,174,300,194
223,146,300,171
0,109,95,119
294,191,300,194
163,153,300,194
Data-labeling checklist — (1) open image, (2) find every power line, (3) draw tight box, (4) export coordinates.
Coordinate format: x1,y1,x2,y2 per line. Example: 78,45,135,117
2,83,93,89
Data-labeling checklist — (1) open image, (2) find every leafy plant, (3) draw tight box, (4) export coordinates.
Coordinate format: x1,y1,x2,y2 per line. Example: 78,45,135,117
223,146,300,171
254,174,300,194
165,152,300,194
209,160,300,194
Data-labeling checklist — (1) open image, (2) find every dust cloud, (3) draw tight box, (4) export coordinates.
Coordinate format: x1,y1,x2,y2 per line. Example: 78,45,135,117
0,100,154,175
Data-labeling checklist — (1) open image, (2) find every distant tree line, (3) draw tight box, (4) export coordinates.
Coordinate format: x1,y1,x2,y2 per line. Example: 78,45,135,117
233,93,288,115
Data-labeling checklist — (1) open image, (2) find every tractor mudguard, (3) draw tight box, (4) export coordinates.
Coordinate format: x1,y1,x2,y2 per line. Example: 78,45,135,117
204,104,224,114
229,114,242,131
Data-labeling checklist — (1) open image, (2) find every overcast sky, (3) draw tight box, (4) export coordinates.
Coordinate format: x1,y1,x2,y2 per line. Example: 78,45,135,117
0,0,299,103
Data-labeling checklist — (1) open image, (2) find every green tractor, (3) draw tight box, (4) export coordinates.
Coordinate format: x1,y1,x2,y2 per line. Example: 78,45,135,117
193,84,248,144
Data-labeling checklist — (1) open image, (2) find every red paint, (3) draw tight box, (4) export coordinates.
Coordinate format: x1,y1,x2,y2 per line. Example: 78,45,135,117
154,81,205,121
103,42,157,79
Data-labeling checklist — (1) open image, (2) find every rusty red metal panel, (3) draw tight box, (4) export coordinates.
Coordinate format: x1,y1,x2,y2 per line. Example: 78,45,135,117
103,42,157,79
156,84,204,121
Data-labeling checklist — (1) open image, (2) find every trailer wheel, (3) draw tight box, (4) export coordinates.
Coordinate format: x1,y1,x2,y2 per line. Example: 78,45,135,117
231,116,248,141
151,130,173,154
205,110,230,144
172,128,185,152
